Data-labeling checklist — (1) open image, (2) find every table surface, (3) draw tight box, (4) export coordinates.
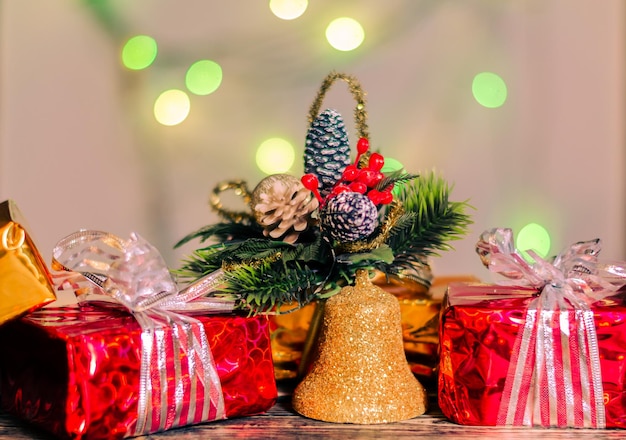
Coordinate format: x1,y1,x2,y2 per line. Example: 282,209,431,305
2,385,625,440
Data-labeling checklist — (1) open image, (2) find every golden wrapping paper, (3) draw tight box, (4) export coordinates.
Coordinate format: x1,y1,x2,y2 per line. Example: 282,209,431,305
0,200,56,325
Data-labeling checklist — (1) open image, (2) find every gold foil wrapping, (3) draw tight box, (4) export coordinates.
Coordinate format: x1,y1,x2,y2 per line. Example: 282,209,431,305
0,200,56,325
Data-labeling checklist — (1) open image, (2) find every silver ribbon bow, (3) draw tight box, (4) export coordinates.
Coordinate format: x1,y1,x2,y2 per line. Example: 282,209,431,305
476,228,626,427
52,230,234,436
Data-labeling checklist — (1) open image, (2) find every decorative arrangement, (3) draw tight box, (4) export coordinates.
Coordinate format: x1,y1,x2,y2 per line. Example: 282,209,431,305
177,72,472,423
439,227,626,428
0,199,56,324
176,71,471,315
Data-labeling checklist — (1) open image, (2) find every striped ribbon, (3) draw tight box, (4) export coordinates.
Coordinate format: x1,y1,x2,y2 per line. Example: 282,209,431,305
51,230,235,436
476,228,626,428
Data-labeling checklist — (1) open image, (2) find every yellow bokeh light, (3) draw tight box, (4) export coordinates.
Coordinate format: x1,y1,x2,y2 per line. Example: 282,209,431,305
256,138,295,174
269,0,308,20
325,17,365,51
153,89,190,126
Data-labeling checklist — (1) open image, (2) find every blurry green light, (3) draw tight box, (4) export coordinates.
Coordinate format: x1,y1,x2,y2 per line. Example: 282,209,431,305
256,138,295,174
153,89,190,126
380,157,404,174
269,0,308,20
517,223,551,262
325,17,365,51
122,35,157,70
472,72,508,108
185,60,223,96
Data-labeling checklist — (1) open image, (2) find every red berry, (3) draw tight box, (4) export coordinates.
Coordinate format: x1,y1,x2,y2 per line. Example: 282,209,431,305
370,171,384,187
331,184,350,195
357,169,376,186
379,190,393,204
301,174,323,203
356,138,369,154
341,164,359,181
368,153,385,171
301,174,318,190
349,181,367,194
367,189,381,204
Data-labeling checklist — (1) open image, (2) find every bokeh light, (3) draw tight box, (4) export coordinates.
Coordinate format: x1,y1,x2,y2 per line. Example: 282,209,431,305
325,17,365,51
256,138,296,174
472,72,508,108
121,35,157,70
517,222,551,262
186,60,223,95
269,0,308,20
380,157,404,174
153,89,191,126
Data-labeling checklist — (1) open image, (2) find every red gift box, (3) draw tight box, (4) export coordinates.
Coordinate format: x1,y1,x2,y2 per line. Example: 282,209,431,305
0,304,277,439
439,282,626,428
439,228,626,428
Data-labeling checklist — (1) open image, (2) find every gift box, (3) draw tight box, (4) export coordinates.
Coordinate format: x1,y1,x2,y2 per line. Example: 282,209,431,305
0,304,277,439
0,199,56,324
439,228,626,428
0,229,277,439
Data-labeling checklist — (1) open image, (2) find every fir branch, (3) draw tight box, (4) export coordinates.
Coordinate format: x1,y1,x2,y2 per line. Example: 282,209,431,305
385,171,473,259
174,221,264,249
223,261,325,314
375,171,420,192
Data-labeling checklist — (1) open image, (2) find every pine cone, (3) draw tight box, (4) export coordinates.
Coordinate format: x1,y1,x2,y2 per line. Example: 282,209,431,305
251,174,319,243
320,192,379,243
304,109,351,198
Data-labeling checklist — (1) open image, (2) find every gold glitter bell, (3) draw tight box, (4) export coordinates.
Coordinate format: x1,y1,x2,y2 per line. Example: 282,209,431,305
292,270,427,424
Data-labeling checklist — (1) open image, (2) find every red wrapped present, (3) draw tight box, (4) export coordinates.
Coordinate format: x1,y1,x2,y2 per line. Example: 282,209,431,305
439,228,626,428
0,231,277,439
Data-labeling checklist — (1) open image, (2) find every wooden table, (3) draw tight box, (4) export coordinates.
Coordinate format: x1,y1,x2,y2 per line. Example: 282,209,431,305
2,385,625,439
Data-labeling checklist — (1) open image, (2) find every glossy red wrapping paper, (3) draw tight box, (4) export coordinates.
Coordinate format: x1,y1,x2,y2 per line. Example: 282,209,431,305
438,283,626,428
0,304,277,439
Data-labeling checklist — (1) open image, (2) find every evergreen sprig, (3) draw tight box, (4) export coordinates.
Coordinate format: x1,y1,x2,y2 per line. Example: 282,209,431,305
386,172,473,258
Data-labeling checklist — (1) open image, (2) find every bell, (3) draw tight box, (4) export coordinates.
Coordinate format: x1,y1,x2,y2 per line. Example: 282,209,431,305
292,270,427,424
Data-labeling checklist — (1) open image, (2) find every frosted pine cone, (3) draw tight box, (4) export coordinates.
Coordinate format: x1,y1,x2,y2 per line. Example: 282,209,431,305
320,191,379,243
304,109,351,198
251,174,319,244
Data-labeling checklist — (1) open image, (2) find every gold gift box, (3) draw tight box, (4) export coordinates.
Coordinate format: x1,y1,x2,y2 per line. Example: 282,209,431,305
0,200,56,325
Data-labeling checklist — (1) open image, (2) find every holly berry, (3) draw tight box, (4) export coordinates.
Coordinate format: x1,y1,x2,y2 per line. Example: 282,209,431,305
341,164,359,182
349,181,367,194
301,174,323,203
355,137,369,165
379,190,393,205
331,184,351,196
368,153,384,171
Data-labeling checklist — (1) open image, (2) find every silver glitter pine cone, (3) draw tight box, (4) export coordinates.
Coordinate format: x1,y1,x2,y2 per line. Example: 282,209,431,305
320,191,379,243
304,109,351,198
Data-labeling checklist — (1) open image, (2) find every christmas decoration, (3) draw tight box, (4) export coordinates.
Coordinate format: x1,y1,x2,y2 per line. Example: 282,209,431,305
292,270,427,423
175,72,472,315
251,173,319,244
175,71,472,424
0,199,56,325
304,109,351,198
439,228,626,428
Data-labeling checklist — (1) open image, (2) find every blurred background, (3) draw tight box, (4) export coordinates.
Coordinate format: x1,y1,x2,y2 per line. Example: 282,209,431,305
1,0,624,283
